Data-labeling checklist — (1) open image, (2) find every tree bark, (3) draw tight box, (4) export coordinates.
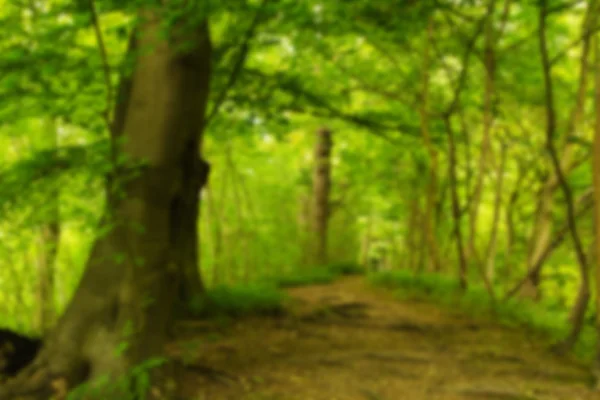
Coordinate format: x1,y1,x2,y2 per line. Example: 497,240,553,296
172,150,210,313
311,127,333,265
0,8,212,398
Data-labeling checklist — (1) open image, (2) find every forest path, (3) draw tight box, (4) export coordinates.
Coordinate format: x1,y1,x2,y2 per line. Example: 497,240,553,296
172,277,597,400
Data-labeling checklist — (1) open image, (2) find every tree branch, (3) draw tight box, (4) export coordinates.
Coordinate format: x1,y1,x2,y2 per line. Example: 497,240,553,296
205,0,268,125
443,16,487,116
87,0,113,132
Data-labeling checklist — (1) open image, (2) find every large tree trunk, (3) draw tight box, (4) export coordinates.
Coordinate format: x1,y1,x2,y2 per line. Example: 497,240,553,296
172,147,210,313
0,9,212,399
311,127,333,265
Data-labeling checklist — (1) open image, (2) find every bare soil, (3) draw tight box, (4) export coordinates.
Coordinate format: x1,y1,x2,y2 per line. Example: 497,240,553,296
170,277,599,400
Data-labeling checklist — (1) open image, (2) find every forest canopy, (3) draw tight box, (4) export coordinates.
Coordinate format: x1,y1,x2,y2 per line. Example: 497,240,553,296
1,0,600,398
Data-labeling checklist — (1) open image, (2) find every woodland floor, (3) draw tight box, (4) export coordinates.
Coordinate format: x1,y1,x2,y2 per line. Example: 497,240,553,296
169,277,599,400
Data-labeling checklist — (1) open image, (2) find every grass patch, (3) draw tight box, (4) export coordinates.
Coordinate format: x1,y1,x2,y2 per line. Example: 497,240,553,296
327,261,366,276
190,262,365,317
274,268,335,288
369,270,596,362
192,284,286,318
273,262,365,288
369,269,459,302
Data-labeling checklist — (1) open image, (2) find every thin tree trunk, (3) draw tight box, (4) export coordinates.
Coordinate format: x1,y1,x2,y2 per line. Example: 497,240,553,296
311,127,333,265
37,119,61,334
521,184,554,300
298,189,311,266
405,193,421,270
205,184,220,286
445,115,468,291
208,153,231,286
504,189,593,300
26,0,60,336
592,23,600,385
460,113,474,215
416,209,428,273
435,178,449,233
503,161,526,279
521,0,596,301
360,208,374,267
484,142,506,283
539,0,591,353
468,0,496,265
419,19,442,272
226,147,249,281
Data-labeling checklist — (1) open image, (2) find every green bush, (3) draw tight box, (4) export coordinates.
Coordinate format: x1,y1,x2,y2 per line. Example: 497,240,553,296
274,268,335,288
369,270,459,299
192,284,286,318
272,261,365,288
326,261,366,276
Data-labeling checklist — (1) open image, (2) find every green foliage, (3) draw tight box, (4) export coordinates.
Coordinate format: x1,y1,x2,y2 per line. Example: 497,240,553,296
326,261,366,276
0,0,597,381
0,140,110,219
192,284,286,318
67,357,167,400
369,270,460,298
274,268,336,288
272,262,365,288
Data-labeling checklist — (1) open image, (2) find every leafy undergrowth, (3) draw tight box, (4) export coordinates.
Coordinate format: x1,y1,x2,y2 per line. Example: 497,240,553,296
191,262,365,319
274,268,336,288
369,269,596,362
272,261,365,288
192,284,287,318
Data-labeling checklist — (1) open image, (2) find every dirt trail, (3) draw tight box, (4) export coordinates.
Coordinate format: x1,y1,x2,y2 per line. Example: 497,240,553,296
172,277,598,400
